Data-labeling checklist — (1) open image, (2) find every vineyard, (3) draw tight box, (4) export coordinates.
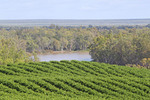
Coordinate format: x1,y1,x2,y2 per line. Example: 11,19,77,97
0,60,150,100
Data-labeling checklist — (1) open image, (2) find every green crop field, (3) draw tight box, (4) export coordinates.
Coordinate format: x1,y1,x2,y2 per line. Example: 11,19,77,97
0,60,150,100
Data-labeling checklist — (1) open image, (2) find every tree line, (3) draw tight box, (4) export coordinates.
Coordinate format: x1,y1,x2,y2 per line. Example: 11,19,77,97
0,27,100,53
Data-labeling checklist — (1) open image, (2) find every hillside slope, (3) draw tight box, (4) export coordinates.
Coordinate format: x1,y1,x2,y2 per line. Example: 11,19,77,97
0,60,150,100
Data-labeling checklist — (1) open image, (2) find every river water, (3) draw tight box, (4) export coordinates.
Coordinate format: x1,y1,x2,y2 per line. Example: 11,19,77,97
37,52,92,62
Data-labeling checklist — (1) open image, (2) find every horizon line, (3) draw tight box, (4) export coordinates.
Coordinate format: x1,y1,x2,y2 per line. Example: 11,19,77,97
0,18,150,21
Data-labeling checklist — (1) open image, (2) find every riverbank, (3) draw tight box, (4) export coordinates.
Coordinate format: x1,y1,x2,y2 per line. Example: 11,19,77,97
36,50,90,55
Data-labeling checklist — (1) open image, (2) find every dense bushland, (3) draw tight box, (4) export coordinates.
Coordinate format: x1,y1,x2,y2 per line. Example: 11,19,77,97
89,28,150,68
0,39,33,65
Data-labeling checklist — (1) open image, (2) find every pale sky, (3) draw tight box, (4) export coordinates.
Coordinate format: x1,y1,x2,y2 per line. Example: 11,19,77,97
0,0,149,19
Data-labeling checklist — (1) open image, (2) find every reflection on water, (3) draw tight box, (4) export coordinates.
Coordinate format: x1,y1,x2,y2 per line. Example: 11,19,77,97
38,52,92,62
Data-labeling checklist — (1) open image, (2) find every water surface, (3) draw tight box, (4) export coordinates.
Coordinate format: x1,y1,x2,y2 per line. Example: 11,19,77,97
38,52,92,62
